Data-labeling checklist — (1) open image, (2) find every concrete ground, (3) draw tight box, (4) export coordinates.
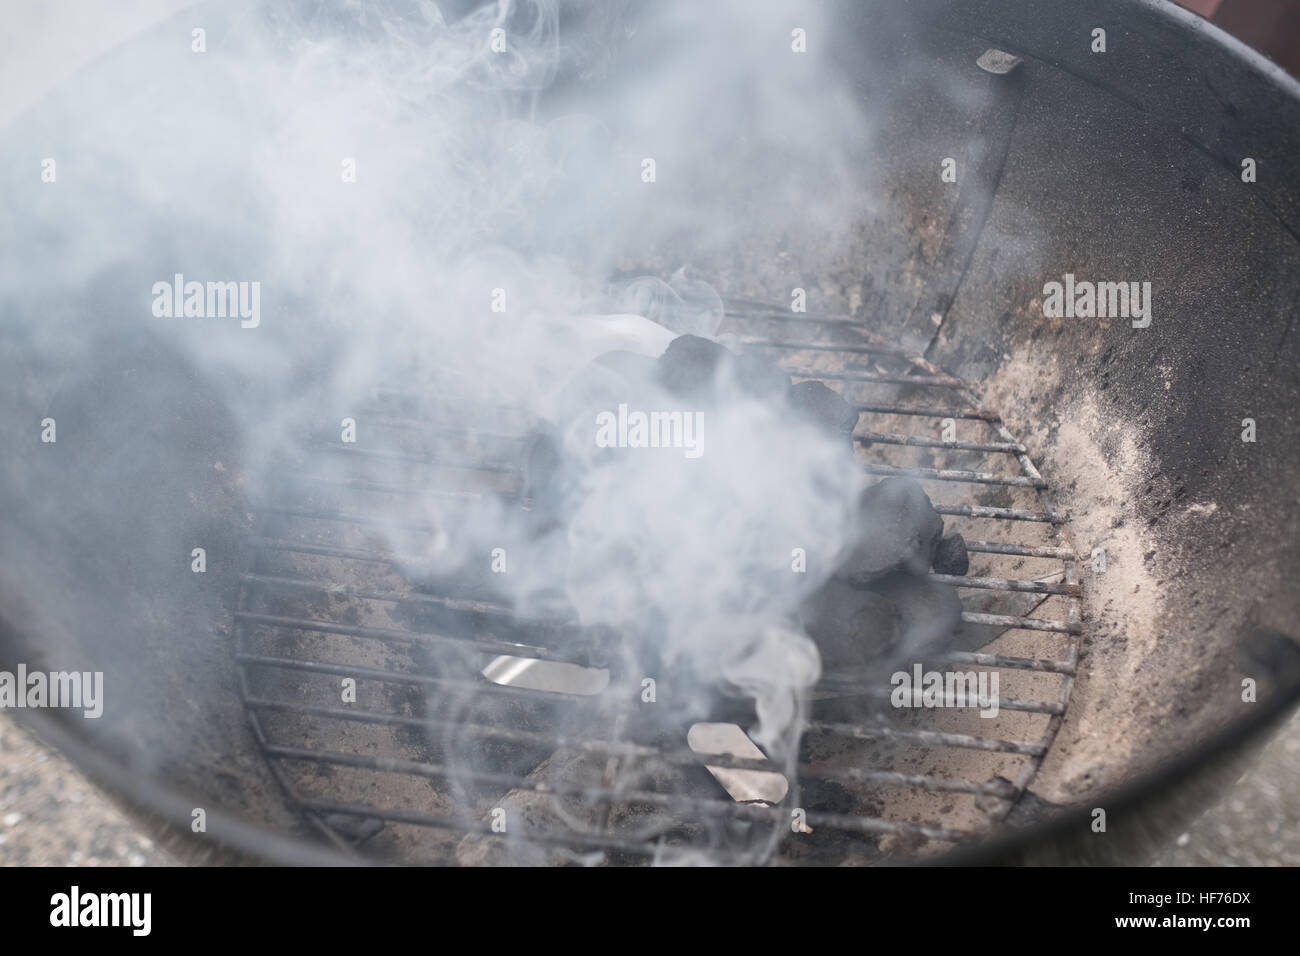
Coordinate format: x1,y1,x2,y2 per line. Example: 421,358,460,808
0,717,171,866
2,708,1296,866
1151,708,1300,867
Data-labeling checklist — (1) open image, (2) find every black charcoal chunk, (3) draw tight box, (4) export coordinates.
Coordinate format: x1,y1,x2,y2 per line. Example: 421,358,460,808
656,334,731,400
932,532,969,576
837,477,944,582
799,580,902,675
788,380,859,438
656,334,790,403
864,571,962,656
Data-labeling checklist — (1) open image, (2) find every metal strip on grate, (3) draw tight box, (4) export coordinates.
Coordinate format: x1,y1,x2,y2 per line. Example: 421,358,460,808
234,302,1083,864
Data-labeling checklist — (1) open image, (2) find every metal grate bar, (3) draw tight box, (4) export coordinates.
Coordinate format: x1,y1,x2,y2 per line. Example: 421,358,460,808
932,573,1079,596
807,721,1047,756
854,402,1001,421
724,304,879,328
813,684,1064,715
238,654,589,703
788,367,965,388
239,573,563,625
862,462,1048,489
857,431,1026,454
235,611,563,661
960,611,1079,635
930,651,1076,676
963,540,1077,559
735,337,908,357
932,503,1066,523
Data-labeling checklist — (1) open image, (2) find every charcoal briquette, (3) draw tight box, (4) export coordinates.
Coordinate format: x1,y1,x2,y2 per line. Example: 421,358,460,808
788,380,860,438
863,570,962,656
837,477,944,582
656,334,790,403
932,532,969,576
800,580,902,675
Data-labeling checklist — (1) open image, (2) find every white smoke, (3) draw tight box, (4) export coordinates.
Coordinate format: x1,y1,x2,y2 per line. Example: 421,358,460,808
0,0,890,862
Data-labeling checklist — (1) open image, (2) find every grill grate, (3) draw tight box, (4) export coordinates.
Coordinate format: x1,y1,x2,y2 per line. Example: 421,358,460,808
234,302,1082,864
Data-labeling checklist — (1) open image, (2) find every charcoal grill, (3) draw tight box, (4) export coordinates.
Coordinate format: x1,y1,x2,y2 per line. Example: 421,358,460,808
4,0,1300,867
232,301,1081,864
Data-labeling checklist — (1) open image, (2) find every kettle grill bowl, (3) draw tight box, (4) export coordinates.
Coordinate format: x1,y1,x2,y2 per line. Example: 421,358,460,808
2,0,1300,863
